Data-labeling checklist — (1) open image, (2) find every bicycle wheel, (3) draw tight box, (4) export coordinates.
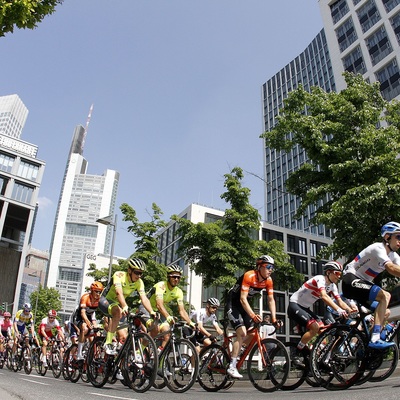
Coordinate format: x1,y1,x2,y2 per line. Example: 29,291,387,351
23,347,32,375
86,336,111,388
5,347,13,370
198,343,229,392
163,338,199,393
64,344,81,382
32,348,41,375
247,338,289,392
121,331,158,393
311,325,366,391
51,348,62,378
368,342,399,382
280,342,308,391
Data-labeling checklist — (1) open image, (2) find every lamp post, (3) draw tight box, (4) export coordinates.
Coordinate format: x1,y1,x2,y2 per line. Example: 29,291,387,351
28,270,42,323
97,214,117,283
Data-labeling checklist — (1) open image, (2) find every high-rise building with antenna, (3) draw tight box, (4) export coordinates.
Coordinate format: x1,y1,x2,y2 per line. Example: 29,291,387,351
46,108,119,320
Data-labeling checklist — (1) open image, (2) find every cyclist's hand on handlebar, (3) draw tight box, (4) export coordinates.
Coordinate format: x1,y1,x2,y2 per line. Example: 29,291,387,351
150,312,160,320
208,334,217,342
166,315,175,325
337,307,348,318
251,314,262,323
273,319,283,328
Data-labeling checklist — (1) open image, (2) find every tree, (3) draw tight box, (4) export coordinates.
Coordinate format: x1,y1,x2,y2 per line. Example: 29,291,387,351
261,72,400,263
30,285,62,327
0,0,63,37
174,167,302,292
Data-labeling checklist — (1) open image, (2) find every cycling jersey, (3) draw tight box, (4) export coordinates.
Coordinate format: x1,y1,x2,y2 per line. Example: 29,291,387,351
14,310,33,334
190,308,219,328
105,271,146,302
0,318,12,337
344,242,400,282
147,280,184,310
39,317,62,338
73,292,99,325
228,270,273,306
290,275,340,308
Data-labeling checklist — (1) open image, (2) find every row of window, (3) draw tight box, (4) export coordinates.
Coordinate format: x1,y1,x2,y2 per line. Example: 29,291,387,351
0,151,40,181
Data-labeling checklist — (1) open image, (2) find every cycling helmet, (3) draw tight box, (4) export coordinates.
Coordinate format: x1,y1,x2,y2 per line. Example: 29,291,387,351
90,281,104,292
256,255,275,266
381,221,400,237
167,264,183,275
207,298,220,307
3,311,11,318
128,258,146,271
48,309,57,317
24,303,31,312
322,261,343,274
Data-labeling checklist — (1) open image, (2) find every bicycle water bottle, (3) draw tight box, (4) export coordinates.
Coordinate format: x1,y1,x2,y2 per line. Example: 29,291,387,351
380,321,396,340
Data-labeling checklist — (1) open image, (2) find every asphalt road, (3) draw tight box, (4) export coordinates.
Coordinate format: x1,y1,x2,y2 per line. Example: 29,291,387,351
1,366,400,400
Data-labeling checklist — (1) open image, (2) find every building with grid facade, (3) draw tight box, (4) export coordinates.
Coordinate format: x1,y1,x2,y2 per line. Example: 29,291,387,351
46,125,119,321
0,94,45,315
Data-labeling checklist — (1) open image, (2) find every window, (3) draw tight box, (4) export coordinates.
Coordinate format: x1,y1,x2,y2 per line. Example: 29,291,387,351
357,0,381,33
390,11,400,44
382,0,400,13
376,58,400,100
331,0,350,25
366,26,392,65
17,160,39,182
336,18,358,52
342,45,367,74
0,175,8,195
11,182,33,204
0,152,14,173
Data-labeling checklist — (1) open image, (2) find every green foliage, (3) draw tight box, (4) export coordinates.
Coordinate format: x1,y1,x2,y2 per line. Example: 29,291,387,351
174,167,303,290
261,72,400,261
0,0,63,37
30,285,62,328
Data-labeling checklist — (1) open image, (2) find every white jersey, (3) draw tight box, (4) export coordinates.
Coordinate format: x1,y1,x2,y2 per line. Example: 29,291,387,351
190,308,219,328
290,275,340,308
344,242,400,282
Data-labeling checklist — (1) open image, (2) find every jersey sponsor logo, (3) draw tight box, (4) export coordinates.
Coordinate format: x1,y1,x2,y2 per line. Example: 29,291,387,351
351,279,370,290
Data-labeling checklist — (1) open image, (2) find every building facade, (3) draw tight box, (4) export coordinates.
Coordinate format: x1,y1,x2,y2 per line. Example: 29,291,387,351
46,124,119,321
0,94,45,315
156,203,333,341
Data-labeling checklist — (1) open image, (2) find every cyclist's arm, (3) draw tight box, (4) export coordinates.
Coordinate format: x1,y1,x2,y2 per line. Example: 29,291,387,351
385,260,400,277
266,293,278,323
240,290,261,322
114,285,128,312
155,297,170,320
80,307,92,328
177,303,192,326
336,297,352,313
139,292,155,315
320,290,346,313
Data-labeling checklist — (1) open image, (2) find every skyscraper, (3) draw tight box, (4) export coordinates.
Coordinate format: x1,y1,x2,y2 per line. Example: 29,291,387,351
46,124,119,321
0,94,45,314
262,0,400,237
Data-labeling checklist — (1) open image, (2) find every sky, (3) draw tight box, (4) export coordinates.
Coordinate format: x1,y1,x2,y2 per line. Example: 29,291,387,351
1,0,323,259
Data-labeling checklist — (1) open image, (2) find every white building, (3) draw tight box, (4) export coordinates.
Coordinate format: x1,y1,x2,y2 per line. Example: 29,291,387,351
46,124,119,321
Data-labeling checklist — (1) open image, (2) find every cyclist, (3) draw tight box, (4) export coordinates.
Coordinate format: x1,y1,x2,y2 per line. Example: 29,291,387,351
72,281,103,360
98,257,157,355
342,221,400,349
13,303,35,356
225,255,282,379
142,264,196,349
288,261,352,366
0,311,12,361
38,310,65,367
185,297,224,353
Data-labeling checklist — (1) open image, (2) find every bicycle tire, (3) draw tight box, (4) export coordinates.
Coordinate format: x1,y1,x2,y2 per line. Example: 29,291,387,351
32,348,41,375
280,341,308,391
368,342,399,382
64,344,82,382
121,331,158,393
5,347,13,370
162,338,199,393
23,347,32,375
86,336,111,388
247,337,289,392
311,325,366,391
198,343,229,392
52,348,62,378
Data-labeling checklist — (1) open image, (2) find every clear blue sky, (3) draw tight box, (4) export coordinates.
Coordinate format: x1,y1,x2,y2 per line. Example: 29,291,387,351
1,1,322,258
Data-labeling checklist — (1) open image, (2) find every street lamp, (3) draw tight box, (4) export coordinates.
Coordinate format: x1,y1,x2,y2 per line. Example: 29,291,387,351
97,214,117,283
28,270,42,323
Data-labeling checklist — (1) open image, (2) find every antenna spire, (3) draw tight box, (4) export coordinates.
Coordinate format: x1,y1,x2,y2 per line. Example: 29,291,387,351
81,104,94,152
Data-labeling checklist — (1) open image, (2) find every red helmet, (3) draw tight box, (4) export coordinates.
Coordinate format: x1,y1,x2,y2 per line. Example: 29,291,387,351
90,281,104,292
3,311,11,318
48,309,57,317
